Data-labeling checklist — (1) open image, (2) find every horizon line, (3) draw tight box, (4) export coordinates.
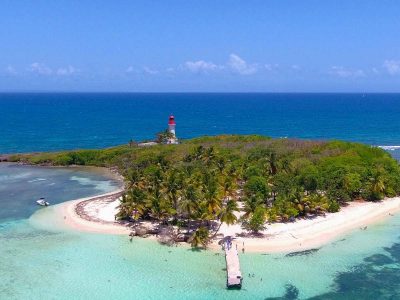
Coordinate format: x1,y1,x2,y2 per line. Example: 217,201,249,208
1,91,400,94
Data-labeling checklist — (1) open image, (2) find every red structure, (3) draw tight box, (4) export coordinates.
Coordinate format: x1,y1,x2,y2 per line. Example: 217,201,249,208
168,115,176,125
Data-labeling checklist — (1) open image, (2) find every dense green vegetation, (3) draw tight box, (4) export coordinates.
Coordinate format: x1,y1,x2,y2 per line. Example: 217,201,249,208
11,135,400,247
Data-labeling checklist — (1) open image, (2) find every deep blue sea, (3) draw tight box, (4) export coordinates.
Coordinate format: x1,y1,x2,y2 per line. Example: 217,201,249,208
1,93,400,155
2,93,400,299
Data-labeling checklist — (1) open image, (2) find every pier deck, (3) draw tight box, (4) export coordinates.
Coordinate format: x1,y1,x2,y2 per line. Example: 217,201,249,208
224,237,242,289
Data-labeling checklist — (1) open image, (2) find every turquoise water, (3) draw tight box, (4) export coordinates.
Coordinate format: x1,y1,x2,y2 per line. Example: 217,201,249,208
0,163,119,221
2,93,400,298
2,165,400,299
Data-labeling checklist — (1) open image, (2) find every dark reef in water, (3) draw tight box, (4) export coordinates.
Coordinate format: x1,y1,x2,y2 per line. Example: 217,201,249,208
265,284,300,300
285,248,320,257
265,241,400,299
308,241,400,299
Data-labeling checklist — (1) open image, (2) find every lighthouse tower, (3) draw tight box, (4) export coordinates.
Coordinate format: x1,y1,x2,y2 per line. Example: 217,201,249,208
167,115,178,144
168,115,176,136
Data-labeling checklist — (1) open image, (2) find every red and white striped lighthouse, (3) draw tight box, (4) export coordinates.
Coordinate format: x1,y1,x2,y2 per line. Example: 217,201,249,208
168,115,176,137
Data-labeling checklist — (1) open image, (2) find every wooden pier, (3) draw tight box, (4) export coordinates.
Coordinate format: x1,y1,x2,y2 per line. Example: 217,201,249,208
224,237,242,289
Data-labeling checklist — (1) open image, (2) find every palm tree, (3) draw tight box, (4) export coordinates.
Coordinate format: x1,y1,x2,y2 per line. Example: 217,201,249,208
221,176,236,201
212,199,239,238
278,157,292,174
193,145,205,160
189,226,209,248
125,167,143,189
264,150,278,176
155,154,170,171
202,146,216,165
164,169,183,221
205,190,221,217
369,171,386,200
126,187,147,222
201,172,222,218
242,194,264,219
179,184,199,233
147,188,172,223
116,193,133,220
216,157,226,173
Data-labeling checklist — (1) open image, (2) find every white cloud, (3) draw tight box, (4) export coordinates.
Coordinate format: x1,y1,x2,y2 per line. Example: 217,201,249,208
29,62,52,75
184,60,221,73
143,66,159,75
126,66,135,73
126,66,159,75
264,64,279,71
372,67,380,74
56,65,78,76
228,54,257,75
291,64,301,71
5,65,17,75
329,66,365,78
383,60,400,75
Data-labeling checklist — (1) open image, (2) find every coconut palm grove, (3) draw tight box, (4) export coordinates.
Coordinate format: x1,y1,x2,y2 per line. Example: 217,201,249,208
10,134,400,248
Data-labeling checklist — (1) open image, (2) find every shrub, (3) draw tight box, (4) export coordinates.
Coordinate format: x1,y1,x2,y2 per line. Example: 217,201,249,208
245,207,266,233
327,200,340,212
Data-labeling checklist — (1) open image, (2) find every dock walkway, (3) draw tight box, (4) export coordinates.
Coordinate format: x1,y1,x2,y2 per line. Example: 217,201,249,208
224,237,242,289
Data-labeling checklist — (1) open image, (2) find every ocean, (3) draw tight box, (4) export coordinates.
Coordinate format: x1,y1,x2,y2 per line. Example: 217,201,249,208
2,93,400,299
1,93,400,157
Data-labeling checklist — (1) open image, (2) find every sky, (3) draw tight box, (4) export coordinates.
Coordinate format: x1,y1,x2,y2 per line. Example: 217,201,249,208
0,0,400,92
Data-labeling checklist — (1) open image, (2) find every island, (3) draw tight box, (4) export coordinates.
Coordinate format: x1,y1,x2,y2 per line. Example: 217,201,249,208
6,134,400,254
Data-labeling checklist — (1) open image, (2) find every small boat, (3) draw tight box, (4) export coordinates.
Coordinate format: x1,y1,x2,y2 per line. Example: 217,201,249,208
36,198,50,206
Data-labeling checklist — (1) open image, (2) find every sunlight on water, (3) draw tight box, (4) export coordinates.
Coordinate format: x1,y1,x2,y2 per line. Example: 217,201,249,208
1,209,399,299
2,165,400,299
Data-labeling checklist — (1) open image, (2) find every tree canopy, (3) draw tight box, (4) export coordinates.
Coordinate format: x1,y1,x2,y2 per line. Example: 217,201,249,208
12,135,400,247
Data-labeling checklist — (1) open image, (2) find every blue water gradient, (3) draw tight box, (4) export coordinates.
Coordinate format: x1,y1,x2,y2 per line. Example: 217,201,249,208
1,165,400,299
2,93,400,299
0,163,120,222
1,93,400,154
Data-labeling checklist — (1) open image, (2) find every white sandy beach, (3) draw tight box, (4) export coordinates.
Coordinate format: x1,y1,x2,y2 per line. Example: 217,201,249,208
212,198,400,253
58,189,132,235
52,191,400,253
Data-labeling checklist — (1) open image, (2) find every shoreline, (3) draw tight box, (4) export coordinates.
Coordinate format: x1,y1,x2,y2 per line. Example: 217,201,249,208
44,189,400,253
210,198,400,253
0,161,125,183
60,189,133,235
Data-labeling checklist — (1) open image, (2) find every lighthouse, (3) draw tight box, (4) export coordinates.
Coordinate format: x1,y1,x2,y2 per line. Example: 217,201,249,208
168,115,176,137
167,115,178,144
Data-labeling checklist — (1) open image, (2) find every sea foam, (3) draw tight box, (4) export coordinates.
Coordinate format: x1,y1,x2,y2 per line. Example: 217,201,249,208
378,146,400,151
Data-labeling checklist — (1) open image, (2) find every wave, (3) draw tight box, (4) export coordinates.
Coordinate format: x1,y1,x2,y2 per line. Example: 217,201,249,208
0,172,32,182
27,178,47,183
378,146,400,151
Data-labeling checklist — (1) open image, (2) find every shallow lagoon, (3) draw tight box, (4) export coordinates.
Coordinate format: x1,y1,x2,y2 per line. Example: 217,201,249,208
1,164,400,299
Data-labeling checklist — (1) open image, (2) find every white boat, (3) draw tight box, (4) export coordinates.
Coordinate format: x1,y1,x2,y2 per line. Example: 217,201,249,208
36,198,50,206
